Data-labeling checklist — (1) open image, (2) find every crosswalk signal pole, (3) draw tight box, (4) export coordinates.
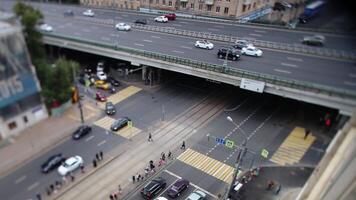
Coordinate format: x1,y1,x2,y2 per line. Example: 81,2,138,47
72,65,84,124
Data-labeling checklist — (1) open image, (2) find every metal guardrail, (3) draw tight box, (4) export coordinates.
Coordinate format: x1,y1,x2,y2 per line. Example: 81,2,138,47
43,32,356,100
75,16,356,61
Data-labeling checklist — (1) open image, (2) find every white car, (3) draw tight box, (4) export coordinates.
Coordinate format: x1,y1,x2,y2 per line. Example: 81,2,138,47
241,46,263,57
115,23,131,31
195,40,214,50
186,190,206,200
154,197,168,200
97,71,107,81
154,16,168,23
39,24,53,32
58,156,83,176
83,9,94,17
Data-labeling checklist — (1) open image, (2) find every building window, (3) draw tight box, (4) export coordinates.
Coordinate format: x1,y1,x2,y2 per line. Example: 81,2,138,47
253,2,256,8
163,0,165,5
23,116,28,123
226,0,230,1
149,0,153,4
181,2,187,8
224,7,229,14
8,121,17,130
242,4,246,12
248,4,251,10
207,5,212,11
199,4,203,10
169,1,172,6
216,6,220,13
191,3,194,8
156,0,159,4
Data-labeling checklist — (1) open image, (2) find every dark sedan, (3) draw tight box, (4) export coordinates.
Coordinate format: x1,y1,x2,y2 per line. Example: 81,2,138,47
106,102,116,115
41,154,65,173
167,178,190,198
110,117,131,131
135,19,147,25
72,125,92,140
141,177,166,199
107,76,120,87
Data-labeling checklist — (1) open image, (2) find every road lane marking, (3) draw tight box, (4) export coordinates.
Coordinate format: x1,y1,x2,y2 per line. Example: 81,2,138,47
254,30,267,33
249,33,262,37
281,62,298,68
172,24,182,27
349,73,356,78
134,43,145,47
143,39,153,42
85,135,95,142
274,69,291,74
164,170,218,199
27,182,39,191
101,37,110,41
179,21,188,24
287,57,303,62
344,81,356,86
15,175,26,184
97,140,107,146
151,35,161,39
180,46,193,49
207,28,219,31
173,50,184,54
74,32,82,36
214,25,224,28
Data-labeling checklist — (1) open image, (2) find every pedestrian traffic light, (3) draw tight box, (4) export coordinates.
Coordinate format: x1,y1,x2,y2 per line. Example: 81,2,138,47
325,118,331,127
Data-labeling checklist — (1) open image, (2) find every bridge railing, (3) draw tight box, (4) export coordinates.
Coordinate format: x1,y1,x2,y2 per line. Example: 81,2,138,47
44,33,356,99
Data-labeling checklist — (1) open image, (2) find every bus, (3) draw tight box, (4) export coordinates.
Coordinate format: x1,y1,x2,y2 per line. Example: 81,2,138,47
299,0,325,23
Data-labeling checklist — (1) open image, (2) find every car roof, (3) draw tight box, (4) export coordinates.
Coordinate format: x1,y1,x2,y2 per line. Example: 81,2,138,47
65,157,78,165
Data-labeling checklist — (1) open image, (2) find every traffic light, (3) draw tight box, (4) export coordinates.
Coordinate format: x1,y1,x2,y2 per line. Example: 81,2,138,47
71,87,78,103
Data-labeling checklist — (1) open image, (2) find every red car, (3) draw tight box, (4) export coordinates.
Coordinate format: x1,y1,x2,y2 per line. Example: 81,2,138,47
164,13,176,20
96,92,107,102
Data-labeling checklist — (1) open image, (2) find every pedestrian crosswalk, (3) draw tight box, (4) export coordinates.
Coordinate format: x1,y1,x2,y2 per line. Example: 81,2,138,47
177,148,234,183
98,86,142,108
270,127,316,166
94,116,141,139
68,104,98,122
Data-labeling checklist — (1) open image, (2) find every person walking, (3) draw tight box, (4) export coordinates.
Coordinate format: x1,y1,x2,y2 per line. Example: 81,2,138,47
93,159,97,168
80,165,85,173
36,193,42,200
136,173,141,182
181,141,186,150
304,129,310,140
161,152,166,161
113,193,118,200
148,132,153,142
109,194,114,200
100,151,103,160
96,153,100,161
275,184,282,195
118,185,122,195
132,175,136,183
168,150,172,160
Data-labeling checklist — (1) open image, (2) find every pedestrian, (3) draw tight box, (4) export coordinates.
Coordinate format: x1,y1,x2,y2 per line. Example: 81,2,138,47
100,151,104,160
275,184,282,195
50,184,54,191
36,193,42,200
93,159,97,168
217,193,222,199
46,188,51,196
62,176,68,185
161,152,166,161
181,141,186,150
96,153,100,161
304,129,310,140
109,194,114,200
137,173,141,182
132,175,136,183
144,167,149,177
81,165,85,173
168,150,172,160
71,174,75,182
118,185,122,195
148,132,153,142
267,180,274,190
158,158,163,167
113,192,118,200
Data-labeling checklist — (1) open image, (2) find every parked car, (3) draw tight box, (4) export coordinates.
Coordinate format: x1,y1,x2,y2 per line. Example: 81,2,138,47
195,40,214,50
141,177,166,199
186,190,207,200
110,117,131,131
96,92,107,102
164,13,176,20
232,40,253,49
154,198,168,200
72,125,92,140
57,156,83,176
217,48,241,61
41,154,65,173
63,10,74,16
107,76,120,87
105,102,116,115
167,178,190,198
135,19,147,25
301,35,325,46
39,24,53,32
115,23,131,31
83,9,94,17
241,46,263,57
97,71,107,81
97,61,105,72
154,16,168,23
95,80,110,90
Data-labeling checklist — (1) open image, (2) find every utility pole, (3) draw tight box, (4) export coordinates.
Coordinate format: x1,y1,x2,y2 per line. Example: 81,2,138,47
72,65,84,124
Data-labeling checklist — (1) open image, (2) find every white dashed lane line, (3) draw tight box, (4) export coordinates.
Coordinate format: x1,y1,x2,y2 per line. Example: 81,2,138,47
172,24,182,27
281,62,298,68
213,25,224,28
101,37,111,41
97,140,107,147
15,175,26,184
27,182,39,191
151,36,161,39
207,28,219,31
85,135,95,142
134,43,145,47
287,57,303,62
74,32,82,36
249,33,262,37
274,69,291,74
344,81,356,86
254,30,267,33
179,21,188,24
143,39,153,43
173,50,184,54
180,46,193,49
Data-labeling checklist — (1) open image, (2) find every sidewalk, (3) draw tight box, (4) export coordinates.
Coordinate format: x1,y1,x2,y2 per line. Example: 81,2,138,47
0,98,101,178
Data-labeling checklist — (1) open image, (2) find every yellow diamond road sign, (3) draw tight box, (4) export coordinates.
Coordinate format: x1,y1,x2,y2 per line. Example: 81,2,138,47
261,149,269,158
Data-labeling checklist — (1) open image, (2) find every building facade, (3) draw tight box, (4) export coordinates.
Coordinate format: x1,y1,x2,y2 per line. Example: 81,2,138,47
80,0,141,10
0,22,48,141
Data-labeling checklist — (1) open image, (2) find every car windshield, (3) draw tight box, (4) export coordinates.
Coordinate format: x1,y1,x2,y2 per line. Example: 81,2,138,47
171,186,179,192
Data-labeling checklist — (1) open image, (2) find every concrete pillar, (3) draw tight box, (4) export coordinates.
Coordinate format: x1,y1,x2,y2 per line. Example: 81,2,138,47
142,66,147,81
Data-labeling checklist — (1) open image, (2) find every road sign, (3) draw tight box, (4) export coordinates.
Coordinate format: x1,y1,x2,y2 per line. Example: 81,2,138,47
240,78,265,93
215,137,226,145
225,140,234,149
261,149,269,158
128,121,133,128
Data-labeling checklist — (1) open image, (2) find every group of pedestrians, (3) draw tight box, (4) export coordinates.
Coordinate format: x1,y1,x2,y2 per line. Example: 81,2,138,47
109,185,123,200
93,151,104,168
43,172,75,198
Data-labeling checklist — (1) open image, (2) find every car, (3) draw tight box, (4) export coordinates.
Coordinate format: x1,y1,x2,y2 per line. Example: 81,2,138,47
154,16,168,23
83,9,94,17
63,10,74,16
167,178,189,198
164,13,176,20
195,40,214,50
41,154,65,173
115,22,131,31
186,190,207,200
57,156,83,176
39,24,53,32
135,19,147,25
72,125,92,140
141,177,166,199
241,46,263,57
96,92,107,102
95,80,110,90
217,48,241,61
301,35,325,46
233,40,254,49
154,197,168,200
97,71,107,81
105,102,116,115
111,117,131,131
107,76,120,87
97,61,105,72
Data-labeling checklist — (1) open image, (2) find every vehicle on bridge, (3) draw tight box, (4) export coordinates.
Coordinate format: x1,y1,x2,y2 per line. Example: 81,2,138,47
241,46,263,57
301,35,325,46
195,40,214,50
115,23,131,31
135,18,147,25
41,154,65,173
154,16,168,23
63,9,74,16
299,0,325,23
233,40,254,50
83,9,94,17
164,13,176,20
58,156,83,176
217,48,241,61
39,24,53,32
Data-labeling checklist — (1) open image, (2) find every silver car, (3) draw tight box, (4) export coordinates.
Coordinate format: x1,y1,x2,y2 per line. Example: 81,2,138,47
187,190,206,200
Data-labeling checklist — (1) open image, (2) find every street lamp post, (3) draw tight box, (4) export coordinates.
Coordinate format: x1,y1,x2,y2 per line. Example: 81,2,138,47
72,65,84,124
225,116,248,199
